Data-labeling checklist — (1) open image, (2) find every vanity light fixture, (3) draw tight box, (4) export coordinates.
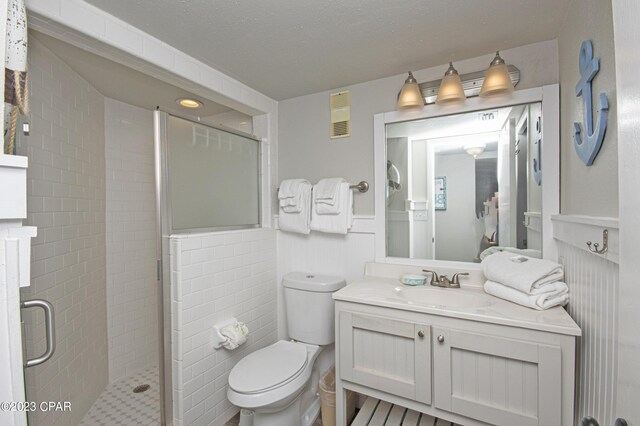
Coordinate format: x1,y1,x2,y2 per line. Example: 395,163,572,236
464,143,486,158
396,72,424,110
176,98,203,109
435,62,466,104
479,51,514,97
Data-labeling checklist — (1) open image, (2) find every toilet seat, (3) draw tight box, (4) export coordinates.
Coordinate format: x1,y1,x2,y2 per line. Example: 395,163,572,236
229,341,308,394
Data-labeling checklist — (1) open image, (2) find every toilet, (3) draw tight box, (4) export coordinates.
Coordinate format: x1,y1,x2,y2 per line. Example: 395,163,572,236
227,272,346,426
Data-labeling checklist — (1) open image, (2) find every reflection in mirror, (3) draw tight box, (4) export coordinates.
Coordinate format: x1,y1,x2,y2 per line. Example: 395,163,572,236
386,103,542,263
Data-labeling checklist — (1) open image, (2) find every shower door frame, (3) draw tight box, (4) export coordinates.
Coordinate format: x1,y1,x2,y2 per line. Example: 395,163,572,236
153,110,262,425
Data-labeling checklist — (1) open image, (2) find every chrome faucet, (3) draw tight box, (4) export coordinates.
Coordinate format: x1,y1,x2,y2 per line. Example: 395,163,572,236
422,270,469,288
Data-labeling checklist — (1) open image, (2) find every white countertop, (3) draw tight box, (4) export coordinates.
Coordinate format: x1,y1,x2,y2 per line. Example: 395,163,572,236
333,275,581,336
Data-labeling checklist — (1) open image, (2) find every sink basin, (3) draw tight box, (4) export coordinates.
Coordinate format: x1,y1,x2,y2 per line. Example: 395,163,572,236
377,285,495,310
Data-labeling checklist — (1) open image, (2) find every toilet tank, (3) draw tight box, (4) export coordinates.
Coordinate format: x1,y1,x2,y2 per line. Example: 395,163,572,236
283,272,346,345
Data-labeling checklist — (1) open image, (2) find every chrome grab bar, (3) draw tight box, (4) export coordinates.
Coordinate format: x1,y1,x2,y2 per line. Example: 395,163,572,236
20,299,56,368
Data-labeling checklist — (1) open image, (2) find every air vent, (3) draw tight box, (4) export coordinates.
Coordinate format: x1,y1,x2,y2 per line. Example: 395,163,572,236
330,91,351,139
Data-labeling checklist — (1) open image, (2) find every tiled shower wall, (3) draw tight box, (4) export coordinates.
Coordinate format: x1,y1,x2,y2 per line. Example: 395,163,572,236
19,38,108,426
170,228,277,426
104,98,157,382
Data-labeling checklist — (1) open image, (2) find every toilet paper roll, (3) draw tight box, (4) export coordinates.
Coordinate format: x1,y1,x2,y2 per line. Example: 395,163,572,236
220,322,249,350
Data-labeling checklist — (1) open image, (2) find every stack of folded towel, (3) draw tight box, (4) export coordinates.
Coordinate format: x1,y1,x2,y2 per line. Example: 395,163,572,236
481,251,569,310
310,178,353,234
278,179,312,234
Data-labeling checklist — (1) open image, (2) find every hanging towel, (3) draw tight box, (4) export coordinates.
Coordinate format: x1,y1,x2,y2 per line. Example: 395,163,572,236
316,178,348,215
481,251,564,294
484,280,569,310
311,182,353,234
278,179,310,213
314,177,346,207
278,180,312,234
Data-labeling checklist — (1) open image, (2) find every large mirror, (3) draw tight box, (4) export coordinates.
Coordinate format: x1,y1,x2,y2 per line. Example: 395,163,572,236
385,102,543,263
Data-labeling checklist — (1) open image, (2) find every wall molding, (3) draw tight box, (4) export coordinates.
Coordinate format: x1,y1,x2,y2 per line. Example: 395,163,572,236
524,211,542,233
551,214,619,263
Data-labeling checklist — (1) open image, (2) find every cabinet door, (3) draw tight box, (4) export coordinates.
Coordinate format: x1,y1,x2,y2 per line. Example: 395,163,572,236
433,327,562,426
339,311,431,404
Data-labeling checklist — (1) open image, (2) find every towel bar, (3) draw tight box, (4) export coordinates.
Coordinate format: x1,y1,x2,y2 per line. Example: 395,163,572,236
277,180,369,193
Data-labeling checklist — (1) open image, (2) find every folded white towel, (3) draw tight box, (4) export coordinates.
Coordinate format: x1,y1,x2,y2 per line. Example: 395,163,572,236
481,251,564,294
316,178,349,215
314,177,345,206
484,280,569,310
479,246,542,261
279,179,311,214
278,181,311,234
310,182,353,234
278,179,308,200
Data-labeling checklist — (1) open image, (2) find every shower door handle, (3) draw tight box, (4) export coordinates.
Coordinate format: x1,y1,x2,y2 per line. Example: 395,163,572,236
21,299,56,368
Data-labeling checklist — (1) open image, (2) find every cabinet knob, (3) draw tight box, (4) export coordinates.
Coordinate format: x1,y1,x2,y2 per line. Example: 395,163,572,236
437,335,445,343
418,330,425,338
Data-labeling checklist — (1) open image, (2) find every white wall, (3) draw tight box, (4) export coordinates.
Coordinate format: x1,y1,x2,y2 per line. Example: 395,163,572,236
556,236,619,424
552,2,623,425
170,228,277,426
434,153,479,262
19,38,108,426
278,40,559,216
612,0,640,422
104,98,158,382
558,0,618,217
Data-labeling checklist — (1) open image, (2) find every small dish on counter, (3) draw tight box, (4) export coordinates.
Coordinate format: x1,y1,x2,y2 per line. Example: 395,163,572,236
400,274,427,286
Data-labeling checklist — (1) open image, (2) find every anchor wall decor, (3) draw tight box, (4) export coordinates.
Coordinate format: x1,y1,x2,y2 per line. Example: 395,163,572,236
574,40,608,166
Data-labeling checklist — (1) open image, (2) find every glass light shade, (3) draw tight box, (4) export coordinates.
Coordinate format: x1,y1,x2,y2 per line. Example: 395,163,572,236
464,143,486,157
480,62,514,97
397,72,424,110
436,68,466,104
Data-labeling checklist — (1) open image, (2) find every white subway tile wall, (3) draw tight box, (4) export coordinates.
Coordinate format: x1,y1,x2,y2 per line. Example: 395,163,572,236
19,39,108,426
170,229,277,426
105,98,158,382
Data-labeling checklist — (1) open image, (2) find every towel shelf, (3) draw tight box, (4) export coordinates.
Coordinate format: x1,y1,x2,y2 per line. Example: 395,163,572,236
277,180,369,193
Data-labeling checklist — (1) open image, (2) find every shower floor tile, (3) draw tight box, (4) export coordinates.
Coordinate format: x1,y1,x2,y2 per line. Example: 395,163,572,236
80,365,160,426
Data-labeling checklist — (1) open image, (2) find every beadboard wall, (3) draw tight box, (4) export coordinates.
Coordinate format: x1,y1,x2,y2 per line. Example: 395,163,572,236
552,215,620,425
276,216,376,339
170,228,277,426
104,99,158,382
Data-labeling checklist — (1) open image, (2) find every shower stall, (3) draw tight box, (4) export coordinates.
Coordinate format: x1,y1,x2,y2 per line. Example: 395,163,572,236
18,34,261,426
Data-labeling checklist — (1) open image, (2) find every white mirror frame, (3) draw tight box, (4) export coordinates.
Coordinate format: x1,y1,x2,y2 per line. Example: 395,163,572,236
374,84,559,269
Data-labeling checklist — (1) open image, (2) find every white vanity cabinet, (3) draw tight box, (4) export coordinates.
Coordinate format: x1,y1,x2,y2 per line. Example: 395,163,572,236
334,277,580,426
432,327,562,426
338,312,432,404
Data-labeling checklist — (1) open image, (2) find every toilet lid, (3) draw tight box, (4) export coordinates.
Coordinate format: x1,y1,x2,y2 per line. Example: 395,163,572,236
229,341,308,394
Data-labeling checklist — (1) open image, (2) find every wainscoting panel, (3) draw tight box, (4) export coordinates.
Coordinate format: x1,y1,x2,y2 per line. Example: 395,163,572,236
553,215,619,425
276,228,376,339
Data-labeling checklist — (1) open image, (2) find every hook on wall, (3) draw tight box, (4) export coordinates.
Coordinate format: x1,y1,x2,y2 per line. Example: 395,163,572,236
586,229,608,255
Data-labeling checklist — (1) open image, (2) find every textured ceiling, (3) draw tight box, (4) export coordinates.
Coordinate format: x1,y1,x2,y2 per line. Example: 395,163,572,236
32,31,232,118
83,0,571,100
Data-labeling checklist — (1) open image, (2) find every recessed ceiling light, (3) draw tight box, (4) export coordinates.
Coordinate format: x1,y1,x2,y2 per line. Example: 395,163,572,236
176,98,203,109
